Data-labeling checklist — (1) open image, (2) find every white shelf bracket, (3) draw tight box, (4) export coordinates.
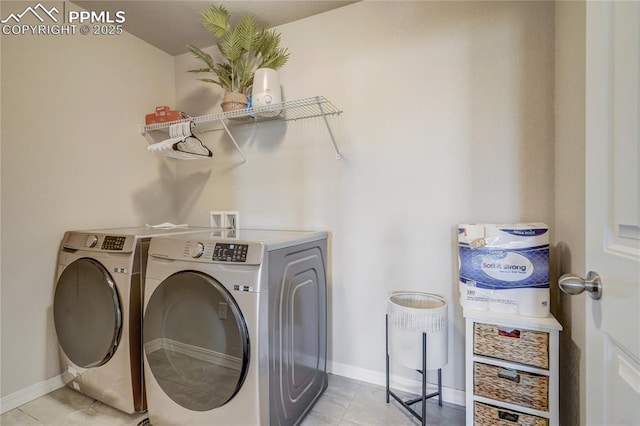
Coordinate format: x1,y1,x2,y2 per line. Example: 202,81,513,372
315,96,342,159
218,118,248,163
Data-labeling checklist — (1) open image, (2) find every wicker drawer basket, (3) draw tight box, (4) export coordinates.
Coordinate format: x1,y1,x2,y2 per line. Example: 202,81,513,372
474,362,549,411
474,402,549,426
474,322,549,369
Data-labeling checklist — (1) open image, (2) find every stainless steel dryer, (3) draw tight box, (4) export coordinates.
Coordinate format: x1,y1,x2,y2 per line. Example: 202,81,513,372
142,229,328,425
53,226,209,414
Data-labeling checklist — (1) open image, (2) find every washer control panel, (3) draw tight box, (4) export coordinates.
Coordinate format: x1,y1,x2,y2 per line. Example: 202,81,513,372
101,235,126,251
63,232,135,253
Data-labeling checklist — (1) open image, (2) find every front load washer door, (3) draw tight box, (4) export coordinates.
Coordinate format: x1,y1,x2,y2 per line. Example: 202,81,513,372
143,271,249,412
54,258,122,368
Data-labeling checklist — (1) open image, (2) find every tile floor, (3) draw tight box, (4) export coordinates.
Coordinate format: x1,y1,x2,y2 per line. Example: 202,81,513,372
1,374,465,426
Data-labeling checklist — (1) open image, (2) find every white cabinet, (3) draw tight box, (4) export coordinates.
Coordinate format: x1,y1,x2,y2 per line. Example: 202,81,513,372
463,309,562,426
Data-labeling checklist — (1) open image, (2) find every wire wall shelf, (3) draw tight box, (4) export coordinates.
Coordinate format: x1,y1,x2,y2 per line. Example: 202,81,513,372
142,96,343,161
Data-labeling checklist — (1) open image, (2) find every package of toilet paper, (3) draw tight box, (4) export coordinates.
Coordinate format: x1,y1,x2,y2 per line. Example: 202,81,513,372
457,223,550,317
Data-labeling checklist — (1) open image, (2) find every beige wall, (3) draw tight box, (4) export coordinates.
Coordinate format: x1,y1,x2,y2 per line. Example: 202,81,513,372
554,2,586,425
0,3,176,398
174,1,556,397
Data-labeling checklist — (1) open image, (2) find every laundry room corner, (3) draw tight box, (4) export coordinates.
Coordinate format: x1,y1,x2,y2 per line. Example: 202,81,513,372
2,0,560,421
0,1,179,408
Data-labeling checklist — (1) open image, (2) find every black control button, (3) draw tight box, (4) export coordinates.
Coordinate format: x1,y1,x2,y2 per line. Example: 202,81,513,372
101,236,125,250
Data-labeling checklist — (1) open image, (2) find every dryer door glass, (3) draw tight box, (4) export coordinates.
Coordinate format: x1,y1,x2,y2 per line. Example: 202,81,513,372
143,271,249,412
53,258,122,368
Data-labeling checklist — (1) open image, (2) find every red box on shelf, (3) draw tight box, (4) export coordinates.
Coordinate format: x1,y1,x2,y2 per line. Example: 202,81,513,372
145,106,187,125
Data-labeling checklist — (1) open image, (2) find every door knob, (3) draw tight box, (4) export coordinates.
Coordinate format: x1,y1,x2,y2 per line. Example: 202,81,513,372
558,271,603,300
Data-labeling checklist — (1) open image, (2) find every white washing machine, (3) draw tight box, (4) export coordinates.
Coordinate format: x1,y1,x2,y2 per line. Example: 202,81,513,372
53,226,210,414
142,229,328,426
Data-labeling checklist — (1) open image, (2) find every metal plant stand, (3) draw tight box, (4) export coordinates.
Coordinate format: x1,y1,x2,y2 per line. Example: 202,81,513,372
385,314,443,426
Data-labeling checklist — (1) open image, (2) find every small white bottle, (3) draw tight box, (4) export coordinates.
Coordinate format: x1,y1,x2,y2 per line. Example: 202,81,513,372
252,68,282,117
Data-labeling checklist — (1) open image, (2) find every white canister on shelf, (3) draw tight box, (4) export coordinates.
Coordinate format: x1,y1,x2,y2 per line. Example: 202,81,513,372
252,68,282,117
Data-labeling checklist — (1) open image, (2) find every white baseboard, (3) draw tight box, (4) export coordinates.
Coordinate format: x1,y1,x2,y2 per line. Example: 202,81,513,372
1,360,466,415
328,360,466,407
1,375,65,414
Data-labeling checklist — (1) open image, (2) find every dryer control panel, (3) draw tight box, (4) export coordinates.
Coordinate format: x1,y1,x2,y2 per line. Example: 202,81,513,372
212,243,248,262
151,238,263,265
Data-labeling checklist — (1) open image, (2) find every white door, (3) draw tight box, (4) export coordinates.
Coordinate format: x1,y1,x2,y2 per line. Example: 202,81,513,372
584,2,640,425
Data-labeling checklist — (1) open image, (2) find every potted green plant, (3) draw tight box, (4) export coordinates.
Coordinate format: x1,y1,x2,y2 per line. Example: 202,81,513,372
187,5,290,113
